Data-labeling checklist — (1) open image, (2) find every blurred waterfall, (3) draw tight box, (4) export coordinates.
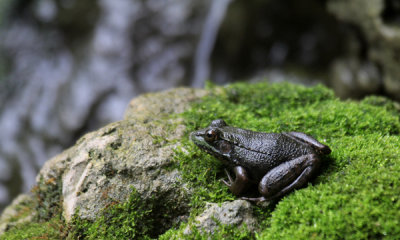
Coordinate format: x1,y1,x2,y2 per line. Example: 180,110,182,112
192,0,233,87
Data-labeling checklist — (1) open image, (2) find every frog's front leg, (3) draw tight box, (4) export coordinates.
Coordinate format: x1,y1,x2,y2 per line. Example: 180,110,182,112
222,166,251,196
248,154,321,202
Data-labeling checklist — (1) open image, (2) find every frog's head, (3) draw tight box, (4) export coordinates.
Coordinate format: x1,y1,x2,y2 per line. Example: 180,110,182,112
190,119,234,165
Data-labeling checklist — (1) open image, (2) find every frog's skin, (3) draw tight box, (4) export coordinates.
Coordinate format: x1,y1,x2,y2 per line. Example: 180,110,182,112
190,119,331,202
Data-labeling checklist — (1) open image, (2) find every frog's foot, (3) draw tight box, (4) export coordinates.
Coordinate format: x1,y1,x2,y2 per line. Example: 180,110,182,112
221,166,251,196
221,169,234,187
240,196,267,203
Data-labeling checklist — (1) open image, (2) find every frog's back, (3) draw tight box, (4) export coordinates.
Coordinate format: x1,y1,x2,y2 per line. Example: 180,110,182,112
223,127,314,157
223,127,315,180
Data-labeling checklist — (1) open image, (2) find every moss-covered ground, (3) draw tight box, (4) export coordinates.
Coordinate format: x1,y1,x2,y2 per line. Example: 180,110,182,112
163,82,400,239
1,81,400,239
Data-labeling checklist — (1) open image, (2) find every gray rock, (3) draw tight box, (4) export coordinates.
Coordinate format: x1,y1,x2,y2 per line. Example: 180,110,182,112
327,0,400,100
32,88,207,224
124,87,208,121
184,200,259,235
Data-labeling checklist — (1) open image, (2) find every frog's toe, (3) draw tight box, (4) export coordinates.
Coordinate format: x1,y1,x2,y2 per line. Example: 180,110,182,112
221,179,232,187
224,169,233,183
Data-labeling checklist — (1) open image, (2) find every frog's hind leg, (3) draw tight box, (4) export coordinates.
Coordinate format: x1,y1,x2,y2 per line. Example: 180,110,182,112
284,132,331,154
258,154,321,201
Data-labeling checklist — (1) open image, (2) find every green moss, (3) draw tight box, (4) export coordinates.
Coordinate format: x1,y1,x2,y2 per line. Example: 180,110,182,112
0,196,35,227
174,81,400,239
0,217,66,240
70,186,187,239
71,188,154,239
258,134,400,239
1,177,67,239
33,176,64,222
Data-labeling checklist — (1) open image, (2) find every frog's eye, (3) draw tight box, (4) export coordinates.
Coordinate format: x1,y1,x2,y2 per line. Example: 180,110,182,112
204,129,218,142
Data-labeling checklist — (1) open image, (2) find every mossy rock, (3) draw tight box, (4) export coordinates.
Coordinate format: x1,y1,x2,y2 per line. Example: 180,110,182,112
163,82,400,239
1,82,400,239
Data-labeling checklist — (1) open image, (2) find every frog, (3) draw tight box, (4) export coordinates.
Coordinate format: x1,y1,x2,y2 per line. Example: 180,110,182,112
190,119,331,202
